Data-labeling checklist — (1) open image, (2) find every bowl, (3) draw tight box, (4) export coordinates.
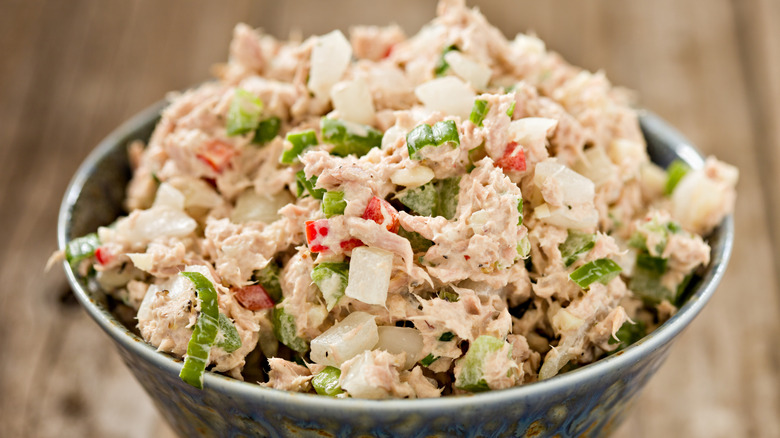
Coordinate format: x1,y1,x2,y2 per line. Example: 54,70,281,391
58,100,733,438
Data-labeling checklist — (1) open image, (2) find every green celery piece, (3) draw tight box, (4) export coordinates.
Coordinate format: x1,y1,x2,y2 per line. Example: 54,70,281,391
467,144,487,172
434,44,458,76
674,273,694,307
438,331,455,342
517,198,524,226
420,353,438,367
272,306,309,353
252,116,281,145
227,89,263,136
569,258,622,289
629,219,684,255
253,262,283,302
295,170,325,200
438,289,459,302
321,118,383,157
636,253,667,274
311,262,349,311
559,230,596,267
506,101,516,118
179,272,220,389
455,335,505,392
280,130,317,164
516,236,531,259
469,99,489,126
608,320,646,354
406,124,435,160
398,227,434,254
65,233,100,269
216,313,242,353
322,191,347,217
435,177,461,220
398,178,460,220
312,366,343,396
664,160,691,195
431,120,460,147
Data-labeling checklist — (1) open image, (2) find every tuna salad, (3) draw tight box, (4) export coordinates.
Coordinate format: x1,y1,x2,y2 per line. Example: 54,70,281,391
61,0,738,397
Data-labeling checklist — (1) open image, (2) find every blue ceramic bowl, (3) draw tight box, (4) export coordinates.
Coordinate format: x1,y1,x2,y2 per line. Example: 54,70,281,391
59,101,733,438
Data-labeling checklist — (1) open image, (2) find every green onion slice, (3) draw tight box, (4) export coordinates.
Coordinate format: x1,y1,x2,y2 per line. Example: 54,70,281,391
569,258,622,289
295,170,325,200
321,118,383,157
280,130,317,164
322,191,347,217
664,160,691,195
438,331,455,342
227,89,263,137
559,230,596,267
506,101,516,118
311,262,349,311
398,177,460,220
252,116,281,145
406,120,460,160
312,366,344,396
469,99,489,126
434,44,458,76
65,233,100,269
179,271,220,389
420,353,438,367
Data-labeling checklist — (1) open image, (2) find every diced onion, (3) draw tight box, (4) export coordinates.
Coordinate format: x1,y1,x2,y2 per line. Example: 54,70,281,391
127,253,154,272
507,118,557,145
671,170,724,234
375,326,424,370
310,311,379,367
330,79,376,125
231,189,295,224
117,207,197,244
443,51,491,90
152,183,186,210
551,309,585,333
390,165,435,188
168,176,223,209
414,77,475,119
308,30,352,100
533,159,595,207
344,247,394,306
572,147,616,187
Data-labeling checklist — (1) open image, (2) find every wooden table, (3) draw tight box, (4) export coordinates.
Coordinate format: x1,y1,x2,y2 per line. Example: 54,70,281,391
1,1,778,436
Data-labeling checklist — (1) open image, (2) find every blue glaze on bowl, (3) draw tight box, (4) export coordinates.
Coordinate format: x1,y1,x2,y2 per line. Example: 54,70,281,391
58,103,733,438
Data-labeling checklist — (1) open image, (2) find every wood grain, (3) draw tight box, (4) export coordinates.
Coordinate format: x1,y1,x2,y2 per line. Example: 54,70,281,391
1,1,777,436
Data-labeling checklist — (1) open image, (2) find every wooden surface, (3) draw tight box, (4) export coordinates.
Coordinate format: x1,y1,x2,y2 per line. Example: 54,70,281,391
1,1,778,436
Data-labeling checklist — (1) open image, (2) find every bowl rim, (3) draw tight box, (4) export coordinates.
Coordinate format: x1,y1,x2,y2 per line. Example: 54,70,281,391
58,102,734,410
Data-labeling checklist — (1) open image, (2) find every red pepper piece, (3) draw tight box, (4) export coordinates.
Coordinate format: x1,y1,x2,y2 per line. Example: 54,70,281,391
234,284,274,310
362,196,400,233
495,141,526,172
197,139,236,173
305,219,331,253
95,247,112,265
339,238,365,251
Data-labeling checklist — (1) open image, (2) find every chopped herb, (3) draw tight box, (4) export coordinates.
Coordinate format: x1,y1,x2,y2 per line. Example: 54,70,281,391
438,331,455,342
569,258,622,289
251,116,281,145
559,230,596,267
469,99,489,126
295,170,325,200
420,353,438,367
226,88,263,136
321,117,383,157
434,44,458,76
280,130,317,164
322,191,347,217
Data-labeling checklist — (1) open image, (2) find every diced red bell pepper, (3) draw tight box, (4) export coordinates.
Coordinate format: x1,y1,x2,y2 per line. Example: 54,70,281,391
362,196,400,233
234,284,275,310
495,141,526,172
305,219,331,253
197,139,236,173
95,246,112,265
340,238,365,251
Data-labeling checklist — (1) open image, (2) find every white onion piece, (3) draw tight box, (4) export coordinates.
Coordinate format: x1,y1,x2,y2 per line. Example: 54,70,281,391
572,147,616,187
390,165,435,188
414,77,475,119
443,51,491,90
310,311,379,367
168,176,223,209
331,79,375,125
533,159,595,207
117,207,197,244
127,253,154,272
671,171,723,234
508,117,557,144
639,162,667,199
152,183,185,210
231,189,295,224
540,205,599,230
375,326,423,370
308,30,352,100
345,246,393,306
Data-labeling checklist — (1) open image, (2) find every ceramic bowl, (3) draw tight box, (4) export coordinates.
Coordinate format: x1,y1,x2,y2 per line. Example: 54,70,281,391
58,101,733,438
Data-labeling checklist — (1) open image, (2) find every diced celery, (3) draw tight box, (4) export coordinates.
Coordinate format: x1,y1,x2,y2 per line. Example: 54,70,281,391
321,117,383,157
664,160,691,195
252,116,281,145
455,335,505,392
517,198,524,226
569,258,622,289
608,320,646,354
398,227,434,253
227,89,263,136
65,233,100,269
398,177,460,220
311,262,349,310
272,306,309,353
179,272,220,389
559,230,596,267
469,99,489,126
216,313,242,353
295,170,325,200
280,130,317,164
435,177,460,220
322,191,347,217
312,366,343,396
253,262,283,302
438,289,459,302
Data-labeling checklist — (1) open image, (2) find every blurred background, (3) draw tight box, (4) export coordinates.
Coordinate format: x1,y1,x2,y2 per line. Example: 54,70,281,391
1,0,778,436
